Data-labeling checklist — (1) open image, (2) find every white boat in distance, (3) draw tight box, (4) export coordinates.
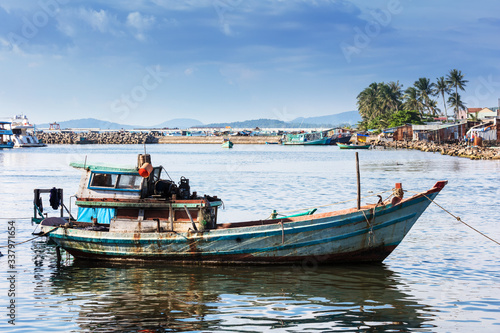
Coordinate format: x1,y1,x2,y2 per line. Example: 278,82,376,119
11,115,47,148
0,121,14,149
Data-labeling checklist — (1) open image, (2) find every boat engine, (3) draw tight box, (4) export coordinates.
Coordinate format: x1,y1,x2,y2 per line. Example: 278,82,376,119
154,180,178,199
178,176,191,199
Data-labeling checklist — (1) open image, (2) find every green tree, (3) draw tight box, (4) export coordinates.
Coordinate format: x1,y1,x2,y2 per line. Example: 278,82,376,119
434,76,451,117
357,82,380,122
402,87,422,113
387,81,403,112
446,69,468,120
388,110,423,128
427,99,441,118
356,81,402,129
413,77,436,116
447,94,466,117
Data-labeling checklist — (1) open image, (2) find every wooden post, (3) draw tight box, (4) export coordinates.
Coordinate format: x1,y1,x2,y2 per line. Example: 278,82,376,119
356,152,361,210
56,246,61,266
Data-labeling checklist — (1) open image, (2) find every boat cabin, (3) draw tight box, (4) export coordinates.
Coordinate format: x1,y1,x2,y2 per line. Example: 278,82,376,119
0,121,14,149
35,154,223,233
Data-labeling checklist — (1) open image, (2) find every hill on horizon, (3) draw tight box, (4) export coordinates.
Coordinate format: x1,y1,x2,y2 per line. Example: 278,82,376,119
291,111,361,126
204,111,360,128
37,118,203,130
36,111,360,130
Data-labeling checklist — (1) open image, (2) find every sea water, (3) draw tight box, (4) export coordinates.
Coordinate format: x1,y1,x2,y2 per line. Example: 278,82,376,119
0,144,499,332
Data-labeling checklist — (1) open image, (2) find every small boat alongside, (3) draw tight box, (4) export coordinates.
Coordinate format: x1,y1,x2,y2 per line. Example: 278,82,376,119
0,121,14,149
282,131,331,145
221,138,233,148
11,115,47,148
337,143,371,149
35,154,447,264
330,133,352,145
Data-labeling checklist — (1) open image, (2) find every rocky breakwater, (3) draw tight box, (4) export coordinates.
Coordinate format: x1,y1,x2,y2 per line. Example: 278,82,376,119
377,140,500,160
38,131,162,144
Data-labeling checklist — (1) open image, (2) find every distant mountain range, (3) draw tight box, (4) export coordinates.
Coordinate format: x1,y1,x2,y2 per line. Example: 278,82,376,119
36,111,361,130
37,118,204,130
291,111,360,126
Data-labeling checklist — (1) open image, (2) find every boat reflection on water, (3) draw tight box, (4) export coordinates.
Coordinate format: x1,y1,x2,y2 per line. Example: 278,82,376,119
43,258,437,332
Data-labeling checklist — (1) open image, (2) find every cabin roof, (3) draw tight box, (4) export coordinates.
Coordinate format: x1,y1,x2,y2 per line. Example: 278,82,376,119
70,161,138,173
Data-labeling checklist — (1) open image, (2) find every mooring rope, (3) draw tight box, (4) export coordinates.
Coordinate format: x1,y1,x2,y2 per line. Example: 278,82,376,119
0,226,59,248
406,190,500,246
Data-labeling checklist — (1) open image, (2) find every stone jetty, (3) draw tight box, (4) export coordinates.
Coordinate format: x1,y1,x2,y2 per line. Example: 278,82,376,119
37,131,282,145
38,131,162,145
157,136,280,144
376,140,500,160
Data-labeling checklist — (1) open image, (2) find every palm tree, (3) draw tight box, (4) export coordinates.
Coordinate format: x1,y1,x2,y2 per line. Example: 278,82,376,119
414,77,436,115
403,87,423,114
357,82,380,121
427,99,441,117
434,76,451,118
446,69,468,120
387,81,403,112
447,94,466,117
356,81,407,129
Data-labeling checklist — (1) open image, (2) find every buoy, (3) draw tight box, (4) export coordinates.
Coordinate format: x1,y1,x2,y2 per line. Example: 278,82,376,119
139,162,153,178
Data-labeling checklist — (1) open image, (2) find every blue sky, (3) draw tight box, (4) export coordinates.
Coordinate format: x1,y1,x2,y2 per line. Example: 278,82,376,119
0,0,499,126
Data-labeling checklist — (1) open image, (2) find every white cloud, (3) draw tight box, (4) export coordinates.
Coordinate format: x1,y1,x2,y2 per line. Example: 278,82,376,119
126,12,156,40
184,67,196,75
56,7,121,37
126,12,156,30
79,8,117,33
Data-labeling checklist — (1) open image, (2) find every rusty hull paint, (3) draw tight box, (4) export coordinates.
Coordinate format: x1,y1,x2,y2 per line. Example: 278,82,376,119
44,181,446,264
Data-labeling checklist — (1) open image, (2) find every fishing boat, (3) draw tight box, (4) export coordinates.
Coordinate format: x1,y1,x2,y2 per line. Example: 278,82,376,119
0,121,14,149
282,131,331,145
221,139,233,148
35,154,447,264
11,115,47,148
337,143,371,149
329,133,352,145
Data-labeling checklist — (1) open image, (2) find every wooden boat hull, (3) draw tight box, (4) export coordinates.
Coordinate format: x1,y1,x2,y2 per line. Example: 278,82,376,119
42,182,446,264
221,141,233,148
337,143,371,149
282,137,331,145
329,135,352,145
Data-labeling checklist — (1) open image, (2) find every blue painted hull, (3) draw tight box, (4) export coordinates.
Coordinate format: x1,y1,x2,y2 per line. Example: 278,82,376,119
0,142,14,149
43,182,446,264
283,137,331,145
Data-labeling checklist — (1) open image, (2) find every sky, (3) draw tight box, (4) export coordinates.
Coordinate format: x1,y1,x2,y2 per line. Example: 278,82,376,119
0,0,499,126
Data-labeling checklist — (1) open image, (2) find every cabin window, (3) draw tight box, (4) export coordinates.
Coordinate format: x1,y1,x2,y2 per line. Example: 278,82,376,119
89,172,142,191
90,173,118,188
116,174,142,189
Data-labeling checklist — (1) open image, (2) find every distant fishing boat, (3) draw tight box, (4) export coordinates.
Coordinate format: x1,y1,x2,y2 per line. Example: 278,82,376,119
329,133,352,145
0,121,14,149
221,139,233,148
282,131,331,145
75,136,97,145
35,154,447,264
10,115,47,148
337,143,371,149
